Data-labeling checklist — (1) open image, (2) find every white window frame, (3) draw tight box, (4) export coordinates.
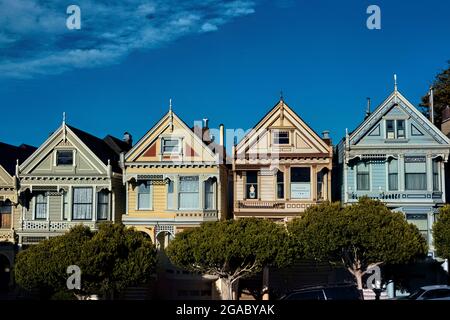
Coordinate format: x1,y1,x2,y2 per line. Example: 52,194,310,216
54,149,75,166
161,137,182,155
72,186,94,220
178,176,200,210
290,167,312,200
204,178,216,210
136,181,153,211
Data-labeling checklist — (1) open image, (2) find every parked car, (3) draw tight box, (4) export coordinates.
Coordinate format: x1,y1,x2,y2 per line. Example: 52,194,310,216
401,285,450,300
279,284,364,300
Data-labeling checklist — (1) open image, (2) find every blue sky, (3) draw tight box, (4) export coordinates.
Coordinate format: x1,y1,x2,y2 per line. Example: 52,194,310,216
1,0,450,151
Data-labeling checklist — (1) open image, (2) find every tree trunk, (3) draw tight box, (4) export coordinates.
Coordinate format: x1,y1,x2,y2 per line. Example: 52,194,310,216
354,270,363,290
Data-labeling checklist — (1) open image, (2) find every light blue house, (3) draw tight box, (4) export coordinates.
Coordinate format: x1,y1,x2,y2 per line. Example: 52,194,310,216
336,81,450,257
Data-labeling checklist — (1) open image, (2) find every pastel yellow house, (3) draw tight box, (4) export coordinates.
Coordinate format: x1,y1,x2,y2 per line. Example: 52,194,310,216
122,105,229,247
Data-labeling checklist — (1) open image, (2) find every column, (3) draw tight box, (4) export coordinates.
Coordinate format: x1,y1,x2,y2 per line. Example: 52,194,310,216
427,155,433,192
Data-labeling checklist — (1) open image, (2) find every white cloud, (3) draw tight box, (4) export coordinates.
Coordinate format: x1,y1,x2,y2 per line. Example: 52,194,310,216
0,0,257,79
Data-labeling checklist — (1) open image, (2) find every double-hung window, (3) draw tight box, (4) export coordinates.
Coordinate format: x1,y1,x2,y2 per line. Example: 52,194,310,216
179,176,199,209
273,131,290,145
204,179,215,210
405,157,427,191
433,160,440,191
162,138,181,154
72,187,93,220
290,167,311,199
137,181,152,210
245,171,258,200
97,190,109,220
388,159,399,191
35,192,48,220
56,150,73,166
276,171,284,199
356,162,370,191
167,179,175,210
386,120,406,139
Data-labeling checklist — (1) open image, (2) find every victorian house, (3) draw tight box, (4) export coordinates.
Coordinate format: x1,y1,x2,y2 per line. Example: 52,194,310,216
335,83,450,256
121,104,229,248
16,119,131,246
232,98,333,221
0,142,36,290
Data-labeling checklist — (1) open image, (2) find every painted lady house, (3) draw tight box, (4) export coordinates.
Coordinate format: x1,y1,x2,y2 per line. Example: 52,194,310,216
16,118,131,246
121,103,229,299
232,97,333,221
0,142,36,291
335,80,450,257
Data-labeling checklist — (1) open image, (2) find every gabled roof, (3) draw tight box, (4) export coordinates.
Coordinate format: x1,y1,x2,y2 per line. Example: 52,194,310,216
126,109,219,162
235,99,330,154
349,90,450,145
66,125,129,172
0,142,36,176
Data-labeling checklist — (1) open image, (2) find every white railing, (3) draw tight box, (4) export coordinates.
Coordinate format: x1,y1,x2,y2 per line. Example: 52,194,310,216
0,229,15,242
22,220,97,231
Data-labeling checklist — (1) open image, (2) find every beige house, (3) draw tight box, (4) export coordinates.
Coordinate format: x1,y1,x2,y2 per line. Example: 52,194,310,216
233,98,333,221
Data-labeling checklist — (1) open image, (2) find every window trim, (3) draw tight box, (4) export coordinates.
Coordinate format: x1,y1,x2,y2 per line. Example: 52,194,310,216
72,187,94,220
290,166,312,200
272,130,290,145
34,192,49,220
55,149,74,166
178,175,200,210
161,137,182,155
204,178,216,210
387,158,399,191
276,170,285,199
355,162,371,191
136,180,153,211
385,119,407,140
404,156,427,191
245,171,259,200
97,189,110,220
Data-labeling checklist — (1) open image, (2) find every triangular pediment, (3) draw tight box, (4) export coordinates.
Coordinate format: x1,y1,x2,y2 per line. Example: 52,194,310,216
20,125,108,175
126,111,218,163
236,100,331,157
350,91,450,147
0,166,13,186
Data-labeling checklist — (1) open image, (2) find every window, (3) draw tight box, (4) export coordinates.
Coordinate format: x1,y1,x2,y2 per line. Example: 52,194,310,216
167,179,175,210
276,171,284,199
397,120,405,138
72,187,93,220
433,160,440,191
204,179,215,210
406,213,428,240
405,157,427,191
62,191,69,220
137,181,152,210
356,162,370,191
245,171,258,199
273,131,290,145
421,289,450,300
290,167,311,199
162,138,181,154
56,150,73,165
317,171,324,200
97,190,109,220
386,120,395,139
388,159,398,191
0,200,12,229
35,192,48,220
179,176,199,209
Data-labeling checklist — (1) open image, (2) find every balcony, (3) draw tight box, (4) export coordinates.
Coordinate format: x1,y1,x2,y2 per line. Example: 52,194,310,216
21,220,97,232
237,201,286,209
347,191,444,203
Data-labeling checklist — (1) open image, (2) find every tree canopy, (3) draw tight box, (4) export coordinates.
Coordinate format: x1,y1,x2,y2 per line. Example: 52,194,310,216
287,198,427,289
433,205,450,260
166,218,292,299
420,62,450,127
14,223,157,299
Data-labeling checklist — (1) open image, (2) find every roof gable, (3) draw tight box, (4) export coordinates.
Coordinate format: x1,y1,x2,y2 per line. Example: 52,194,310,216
126,110,218,163
236,100,331,156
349,91,450,146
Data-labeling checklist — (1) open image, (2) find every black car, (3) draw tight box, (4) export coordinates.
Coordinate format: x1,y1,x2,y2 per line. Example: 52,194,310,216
279,284,364,300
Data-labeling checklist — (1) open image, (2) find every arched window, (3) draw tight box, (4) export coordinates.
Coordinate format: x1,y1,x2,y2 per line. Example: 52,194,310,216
205,178,216,210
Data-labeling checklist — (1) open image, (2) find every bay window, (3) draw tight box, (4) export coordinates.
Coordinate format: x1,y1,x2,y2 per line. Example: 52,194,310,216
179,176,199,209
137,181,152,210
388,159,398,191
405,157,427,191
97,190,109,220
356,162,370,191
246,171,258,200
72,187,93,220
290,167,311,199
204,178,215,210
35,192,48,220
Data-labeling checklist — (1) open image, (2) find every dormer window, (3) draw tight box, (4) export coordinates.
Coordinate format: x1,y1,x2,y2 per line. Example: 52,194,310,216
56,150,73,166
386,120,406,139
162,138,181,154
273,131,290,145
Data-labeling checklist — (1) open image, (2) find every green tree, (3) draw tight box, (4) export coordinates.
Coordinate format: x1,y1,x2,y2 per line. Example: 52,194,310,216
166,218,291,300
287,198,427,289
420,62,450,127
433,205,450,259
14,224,157,299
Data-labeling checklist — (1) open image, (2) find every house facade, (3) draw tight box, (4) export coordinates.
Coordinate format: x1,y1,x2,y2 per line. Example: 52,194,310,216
336,86,450,256
121,106,229,247
233,98,333,221
0,143,36,290
16,120,130,246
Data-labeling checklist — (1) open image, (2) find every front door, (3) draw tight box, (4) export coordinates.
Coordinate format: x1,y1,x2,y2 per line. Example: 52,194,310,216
0,201,12,229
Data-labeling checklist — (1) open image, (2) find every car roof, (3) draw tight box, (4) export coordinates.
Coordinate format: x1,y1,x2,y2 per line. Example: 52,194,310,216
420,285,450,291
287,284,357,293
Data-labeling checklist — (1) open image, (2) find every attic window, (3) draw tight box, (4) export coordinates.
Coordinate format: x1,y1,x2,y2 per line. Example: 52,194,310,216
273,131,290,145
162,138,181,154
56,150,73,166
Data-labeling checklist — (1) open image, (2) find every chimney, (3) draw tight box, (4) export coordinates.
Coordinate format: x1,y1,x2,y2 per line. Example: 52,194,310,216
123,132,132,146
322,130,331,145
441,106,450,137
203,118,209,128
219,124,224,146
